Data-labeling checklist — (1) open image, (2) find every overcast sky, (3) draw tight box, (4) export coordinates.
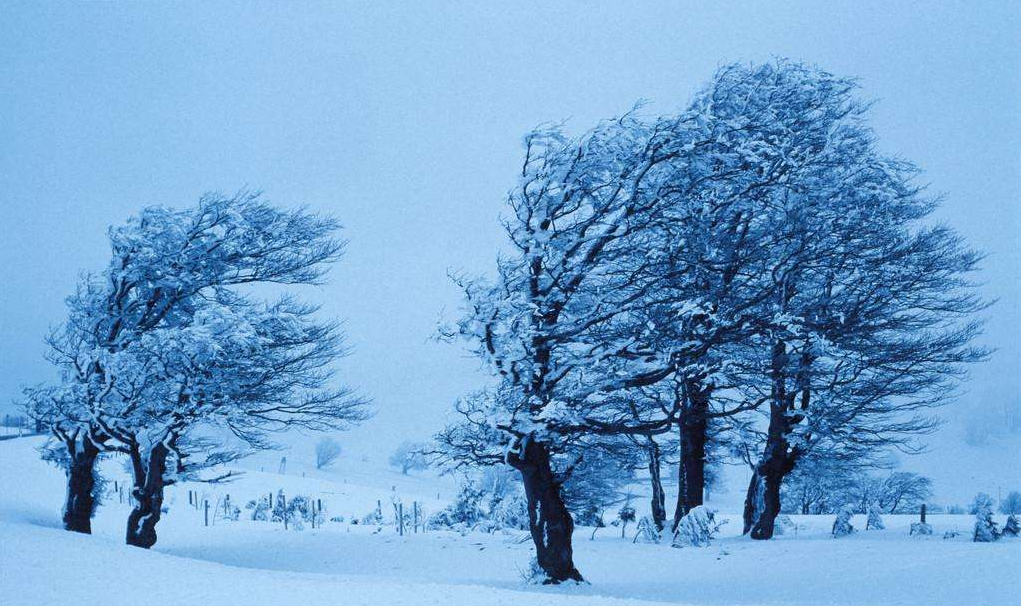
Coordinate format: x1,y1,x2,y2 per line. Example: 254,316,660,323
1,1,1018,473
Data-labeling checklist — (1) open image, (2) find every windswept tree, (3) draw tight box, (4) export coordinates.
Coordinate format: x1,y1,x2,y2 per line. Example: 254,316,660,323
30,192,367,543
707,62,991,539
315,437,343,470
438,114,709,582
389,441,430,475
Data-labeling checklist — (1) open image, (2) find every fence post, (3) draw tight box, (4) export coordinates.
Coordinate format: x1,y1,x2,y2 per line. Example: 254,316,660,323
204,500,209,527
282,493,288,530
399,503,404,536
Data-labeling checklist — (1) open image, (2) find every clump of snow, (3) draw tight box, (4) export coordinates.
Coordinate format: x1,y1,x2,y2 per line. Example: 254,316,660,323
910,522,934,536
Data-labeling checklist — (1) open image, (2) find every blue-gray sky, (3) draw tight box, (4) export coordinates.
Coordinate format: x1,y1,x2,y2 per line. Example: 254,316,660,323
1,1,1018,483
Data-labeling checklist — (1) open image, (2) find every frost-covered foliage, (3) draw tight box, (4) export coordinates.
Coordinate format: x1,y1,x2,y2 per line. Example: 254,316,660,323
831,505,856,537
430,482,485,530
973,498,1000,542
429,475,529,533
866,504,885,530
672,506,723,548
244,491,322,530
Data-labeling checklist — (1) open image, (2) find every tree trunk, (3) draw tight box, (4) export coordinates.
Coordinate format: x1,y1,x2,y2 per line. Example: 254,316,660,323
743,469,762,534
63,437,101,534
510,438,583,584
647,440,666,532
126,443,168,549
672,380,710,532
681,380,709,514
746,339,805,540
750,464,785,540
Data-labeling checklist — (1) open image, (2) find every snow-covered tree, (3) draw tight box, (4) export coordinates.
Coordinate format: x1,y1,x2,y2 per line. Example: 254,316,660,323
726,61,988,540
832,505,856,537
973,496,1000,542
389,441,430,475
315,437,343,470
35,192,367,545
866,504,885,530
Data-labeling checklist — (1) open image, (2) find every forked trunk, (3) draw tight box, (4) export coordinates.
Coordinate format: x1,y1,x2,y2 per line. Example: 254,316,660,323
63,436,101,534
511,439,583,584
126,443,169,549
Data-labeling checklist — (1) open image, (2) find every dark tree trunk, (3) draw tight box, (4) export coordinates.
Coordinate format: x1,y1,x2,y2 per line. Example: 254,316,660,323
680,380,709,513
751,462,786,540
126,443,169,549
647,440,666,532
746,341,807,540
510,438,583,584
743,469,762,534
63,437,101,534
672,379,711,532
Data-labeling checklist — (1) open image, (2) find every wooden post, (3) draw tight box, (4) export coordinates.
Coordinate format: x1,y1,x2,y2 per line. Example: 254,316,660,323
920,503,927,524
204,500,209,527
413,502,418,533
282,494,288,530
399,503,404,536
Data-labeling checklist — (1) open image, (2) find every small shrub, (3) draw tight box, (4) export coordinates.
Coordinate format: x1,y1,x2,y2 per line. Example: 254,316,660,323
672,506,724,548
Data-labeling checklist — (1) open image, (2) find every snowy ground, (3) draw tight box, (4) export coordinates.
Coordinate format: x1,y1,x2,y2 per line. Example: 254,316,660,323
1,437,1017,606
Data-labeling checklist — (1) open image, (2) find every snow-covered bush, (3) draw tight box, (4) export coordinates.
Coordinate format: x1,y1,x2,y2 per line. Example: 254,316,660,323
361,503,384,526
429,482,485,531
942,530,960,539
245,496,272,521
490,491,529,530
672,506,723,548
973,498,1000,542
1002,515,1019,537
866,504,885,530
616,504,637,538
633,516,661,543
773,515,794,536
831,505,855,537
910,522,933,536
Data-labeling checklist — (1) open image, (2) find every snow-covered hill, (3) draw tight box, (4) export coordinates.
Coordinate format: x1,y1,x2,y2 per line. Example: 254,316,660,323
1,436,1017,606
